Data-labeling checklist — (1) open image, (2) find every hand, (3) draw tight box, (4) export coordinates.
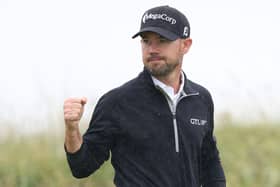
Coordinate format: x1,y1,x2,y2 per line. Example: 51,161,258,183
63,97,87,131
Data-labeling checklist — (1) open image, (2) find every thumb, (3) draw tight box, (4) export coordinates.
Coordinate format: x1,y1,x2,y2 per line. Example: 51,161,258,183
81,97,87,105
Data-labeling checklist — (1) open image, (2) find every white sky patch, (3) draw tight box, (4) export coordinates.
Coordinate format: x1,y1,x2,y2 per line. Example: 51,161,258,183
0,0,279,133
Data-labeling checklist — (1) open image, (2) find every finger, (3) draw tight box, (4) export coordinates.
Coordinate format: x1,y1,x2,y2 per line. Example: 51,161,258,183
64,108,82,115
64,109,83,120
81,97,87,105
64,113,80,121
64,97,87,107
64,102,83,110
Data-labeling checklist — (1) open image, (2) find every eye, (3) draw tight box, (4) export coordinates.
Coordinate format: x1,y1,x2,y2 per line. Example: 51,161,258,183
159,37,170,43
141,38,149,44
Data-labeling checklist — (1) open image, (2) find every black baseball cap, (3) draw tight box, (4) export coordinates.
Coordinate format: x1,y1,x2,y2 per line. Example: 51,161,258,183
132,5,190,40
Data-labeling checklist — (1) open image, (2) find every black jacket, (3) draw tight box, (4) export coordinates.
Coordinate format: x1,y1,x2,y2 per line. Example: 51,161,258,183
66,69,226,187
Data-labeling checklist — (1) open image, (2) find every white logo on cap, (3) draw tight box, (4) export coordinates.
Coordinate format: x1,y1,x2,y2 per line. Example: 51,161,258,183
183,26,189,37
142,13,176,24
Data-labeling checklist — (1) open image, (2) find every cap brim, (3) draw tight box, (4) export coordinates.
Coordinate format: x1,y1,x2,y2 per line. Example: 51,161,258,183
132,27,179,41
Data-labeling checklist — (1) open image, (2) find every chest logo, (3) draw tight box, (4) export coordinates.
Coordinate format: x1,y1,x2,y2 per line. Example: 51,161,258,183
190,118,207,126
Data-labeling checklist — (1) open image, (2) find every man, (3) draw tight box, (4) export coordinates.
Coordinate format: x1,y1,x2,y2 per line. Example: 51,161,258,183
64,5,226,187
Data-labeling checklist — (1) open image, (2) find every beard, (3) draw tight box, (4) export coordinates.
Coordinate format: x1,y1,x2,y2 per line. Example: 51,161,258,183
144,58,180,77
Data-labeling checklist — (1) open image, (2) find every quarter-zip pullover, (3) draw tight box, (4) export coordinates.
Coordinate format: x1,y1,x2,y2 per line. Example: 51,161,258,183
65,68,226,187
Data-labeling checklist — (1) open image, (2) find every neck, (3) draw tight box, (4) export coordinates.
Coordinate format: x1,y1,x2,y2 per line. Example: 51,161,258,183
155,70,182,94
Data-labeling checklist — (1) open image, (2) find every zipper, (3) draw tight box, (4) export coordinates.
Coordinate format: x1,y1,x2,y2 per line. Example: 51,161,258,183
172,111,179,152
167,92,199,153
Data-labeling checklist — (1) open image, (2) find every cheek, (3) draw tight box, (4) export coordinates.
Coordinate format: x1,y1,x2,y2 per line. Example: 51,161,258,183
165,48,179,58
174,46,184,57
141,48,148,58
141,49,147,63
165,49,182,62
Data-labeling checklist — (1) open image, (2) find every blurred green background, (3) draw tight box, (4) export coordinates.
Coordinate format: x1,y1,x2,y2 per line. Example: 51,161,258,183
1,0,279,186
1,121,279,187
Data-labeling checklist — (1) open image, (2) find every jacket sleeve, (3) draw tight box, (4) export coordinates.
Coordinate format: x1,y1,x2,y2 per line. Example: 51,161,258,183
65,93,120,178
201,94,226,187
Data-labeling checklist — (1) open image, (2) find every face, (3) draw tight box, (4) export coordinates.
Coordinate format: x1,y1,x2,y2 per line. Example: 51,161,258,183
140,32,192,78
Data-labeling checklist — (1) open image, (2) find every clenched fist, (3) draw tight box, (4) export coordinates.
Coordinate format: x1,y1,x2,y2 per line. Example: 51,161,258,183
64,97,87,131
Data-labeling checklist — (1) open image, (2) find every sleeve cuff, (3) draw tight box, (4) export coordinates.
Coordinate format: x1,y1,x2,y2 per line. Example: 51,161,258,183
64,143,87,165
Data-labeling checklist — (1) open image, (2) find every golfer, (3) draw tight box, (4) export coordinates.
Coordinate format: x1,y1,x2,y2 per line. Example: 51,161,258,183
64,5,226,187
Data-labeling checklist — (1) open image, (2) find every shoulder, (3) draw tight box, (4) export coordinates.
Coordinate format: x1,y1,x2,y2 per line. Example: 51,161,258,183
97,74,143,108
187,79,214,108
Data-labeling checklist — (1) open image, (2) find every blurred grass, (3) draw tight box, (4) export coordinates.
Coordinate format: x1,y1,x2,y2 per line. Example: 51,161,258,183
0,133,114,187
0,123,279,187
217,124,280,187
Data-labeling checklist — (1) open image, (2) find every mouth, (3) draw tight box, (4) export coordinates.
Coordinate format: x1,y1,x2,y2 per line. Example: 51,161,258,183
148,56,164,62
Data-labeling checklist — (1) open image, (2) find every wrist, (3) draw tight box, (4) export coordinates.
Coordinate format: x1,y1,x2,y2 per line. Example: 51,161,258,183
65,127,82,153
65,120,80,132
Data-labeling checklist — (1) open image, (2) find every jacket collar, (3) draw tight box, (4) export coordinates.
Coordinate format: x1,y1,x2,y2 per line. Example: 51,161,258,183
140,68,200,96
182,71,200,96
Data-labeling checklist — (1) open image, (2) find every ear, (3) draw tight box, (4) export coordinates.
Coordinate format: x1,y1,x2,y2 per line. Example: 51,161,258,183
181,38,192,54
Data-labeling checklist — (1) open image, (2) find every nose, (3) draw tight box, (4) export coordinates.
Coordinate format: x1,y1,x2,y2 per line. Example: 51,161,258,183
147,41,160,53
